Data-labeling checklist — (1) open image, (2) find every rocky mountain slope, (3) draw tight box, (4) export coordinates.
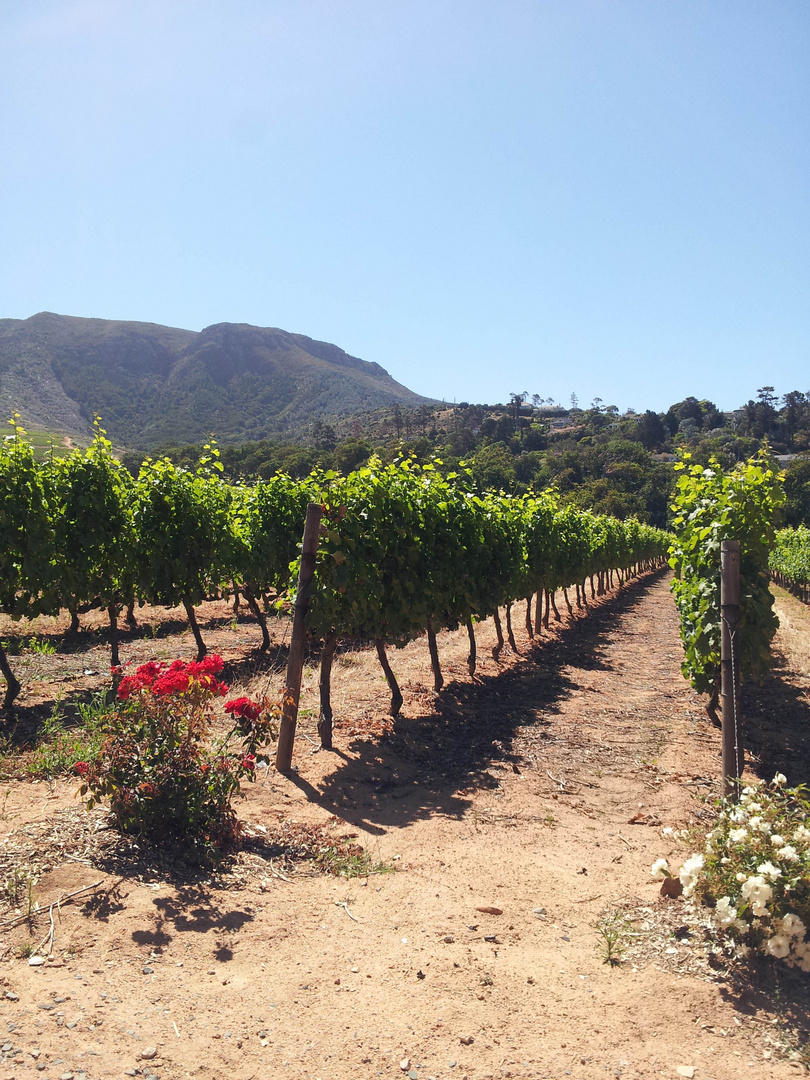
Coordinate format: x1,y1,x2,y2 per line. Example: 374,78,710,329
0,312,432,449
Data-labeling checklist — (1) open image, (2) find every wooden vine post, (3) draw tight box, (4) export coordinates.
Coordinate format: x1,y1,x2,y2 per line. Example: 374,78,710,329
275,502,323,772
720,540,742,798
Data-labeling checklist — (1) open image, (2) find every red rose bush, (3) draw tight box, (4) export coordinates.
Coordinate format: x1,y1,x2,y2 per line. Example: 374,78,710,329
77,656,280,856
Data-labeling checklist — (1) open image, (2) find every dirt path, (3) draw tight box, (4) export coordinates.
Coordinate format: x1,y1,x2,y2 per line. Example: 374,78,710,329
0,573,807,1080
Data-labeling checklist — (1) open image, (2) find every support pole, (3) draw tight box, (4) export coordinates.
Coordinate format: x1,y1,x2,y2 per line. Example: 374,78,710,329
721,539,742,799
275,502,323,772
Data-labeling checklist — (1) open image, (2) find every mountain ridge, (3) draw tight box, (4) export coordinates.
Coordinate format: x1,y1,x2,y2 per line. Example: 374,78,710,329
0,312,434,449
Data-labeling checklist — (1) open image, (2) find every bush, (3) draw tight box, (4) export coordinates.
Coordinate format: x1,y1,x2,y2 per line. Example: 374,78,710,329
77,656,279,856
653,776,810,970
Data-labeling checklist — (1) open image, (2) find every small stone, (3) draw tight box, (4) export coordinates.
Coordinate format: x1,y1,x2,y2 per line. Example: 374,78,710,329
4,992,19,1001
460,1036,474,1045
1,1044,10,1052
140,1047,158,1060
60,1072,75,1080
37,1003,55,1011
124,1072,137,1077
408,1072,418,1080
141,966,154,975
28,955,45,966
448,1065,457,1071
400,1058,411,1071
443,936,455,944
676,1069,696,1079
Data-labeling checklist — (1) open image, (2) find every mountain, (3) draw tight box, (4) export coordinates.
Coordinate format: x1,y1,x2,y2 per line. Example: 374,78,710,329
0,312,434,450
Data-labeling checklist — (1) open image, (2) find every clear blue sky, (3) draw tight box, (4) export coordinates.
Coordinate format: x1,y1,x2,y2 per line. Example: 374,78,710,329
2,0,808,413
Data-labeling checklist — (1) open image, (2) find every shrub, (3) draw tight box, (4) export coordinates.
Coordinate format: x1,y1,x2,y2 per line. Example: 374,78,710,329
77,656,279,856
653,775,810,969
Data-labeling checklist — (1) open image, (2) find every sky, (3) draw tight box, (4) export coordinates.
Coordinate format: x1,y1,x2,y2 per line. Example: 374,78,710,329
1,0,808,413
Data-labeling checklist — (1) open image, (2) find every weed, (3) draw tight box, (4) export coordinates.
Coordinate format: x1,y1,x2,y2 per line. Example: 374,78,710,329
25,636,56,656
24,695,107,779
594,909,632,966
16,941,35,959
2,867,29,906
315,845,394,879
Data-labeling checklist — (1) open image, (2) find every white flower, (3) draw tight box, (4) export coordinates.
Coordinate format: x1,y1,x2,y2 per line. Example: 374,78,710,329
728,808,748,823
728,828,748,843
736,872,747,882
757,861,782,880
740,786,757,801
650,858,670,880
713,897,739,928
748,816,770,833
772,773,787,786
662,827,674,836
794,825,810,844
770,835,785,847
734,942,750,958
779,914,806,940
795,940,810,972
678,854,705,897
740,875,773,916
765,934,791,959
745,803,763,814
776,845,799,863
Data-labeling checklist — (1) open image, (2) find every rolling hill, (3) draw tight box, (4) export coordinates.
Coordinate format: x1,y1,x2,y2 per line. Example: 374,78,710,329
0,312,434,450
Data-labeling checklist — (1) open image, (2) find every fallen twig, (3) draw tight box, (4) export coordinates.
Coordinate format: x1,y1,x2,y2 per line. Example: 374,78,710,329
334,899,359,922
0,878,107,935
268,859,293,883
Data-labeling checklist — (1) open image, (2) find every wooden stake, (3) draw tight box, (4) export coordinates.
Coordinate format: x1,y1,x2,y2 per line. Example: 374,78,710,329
275,502,323,772
317,630,338,749
721,540,742,798
534,590,543,633
524,596,534,638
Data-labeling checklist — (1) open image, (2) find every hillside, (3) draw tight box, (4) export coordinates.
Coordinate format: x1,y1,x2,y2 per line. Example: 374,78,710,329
0,312,433,449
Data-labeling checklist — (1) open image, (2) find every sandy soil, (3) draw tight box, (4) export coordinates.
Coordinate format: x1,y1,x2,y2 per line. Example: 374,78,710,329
0,574,809,1080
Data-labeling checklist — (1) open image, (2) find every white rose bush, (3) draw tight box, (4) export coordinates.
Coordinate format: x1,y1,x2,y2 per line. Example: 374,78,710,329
653,775,810,970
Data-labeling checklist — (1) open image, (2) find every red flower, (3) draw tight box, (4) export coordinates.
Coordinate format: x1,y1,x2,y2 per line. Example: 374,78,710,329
75,761,89,777
241,754,256,772
224,697,262,721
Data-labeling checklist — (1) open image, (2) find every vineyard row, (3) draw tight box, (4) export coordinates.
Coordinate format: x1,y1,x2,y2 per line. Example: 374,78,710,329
0,422,669,713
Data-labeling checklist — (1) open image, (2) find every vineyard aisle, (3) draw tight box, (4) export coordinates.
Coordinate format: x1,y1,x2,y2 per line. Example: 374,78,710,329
1,573,806,1080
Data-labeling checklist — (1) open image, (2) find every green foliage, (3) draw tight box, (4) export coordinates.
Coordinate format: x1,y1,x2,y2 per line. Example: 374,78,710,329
783,455,810,527
131,450,235,608
770,525,810,587
231,473,312,597
669,452,784,697
25,695,107,779
43,420,136,617
306,458,670,646
0,417,58,619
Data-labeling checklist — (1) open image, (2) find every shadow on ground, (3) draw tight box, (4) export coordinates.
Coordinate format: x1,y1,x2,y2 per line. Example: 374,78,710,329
742,651,810,787
285,568,670,837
